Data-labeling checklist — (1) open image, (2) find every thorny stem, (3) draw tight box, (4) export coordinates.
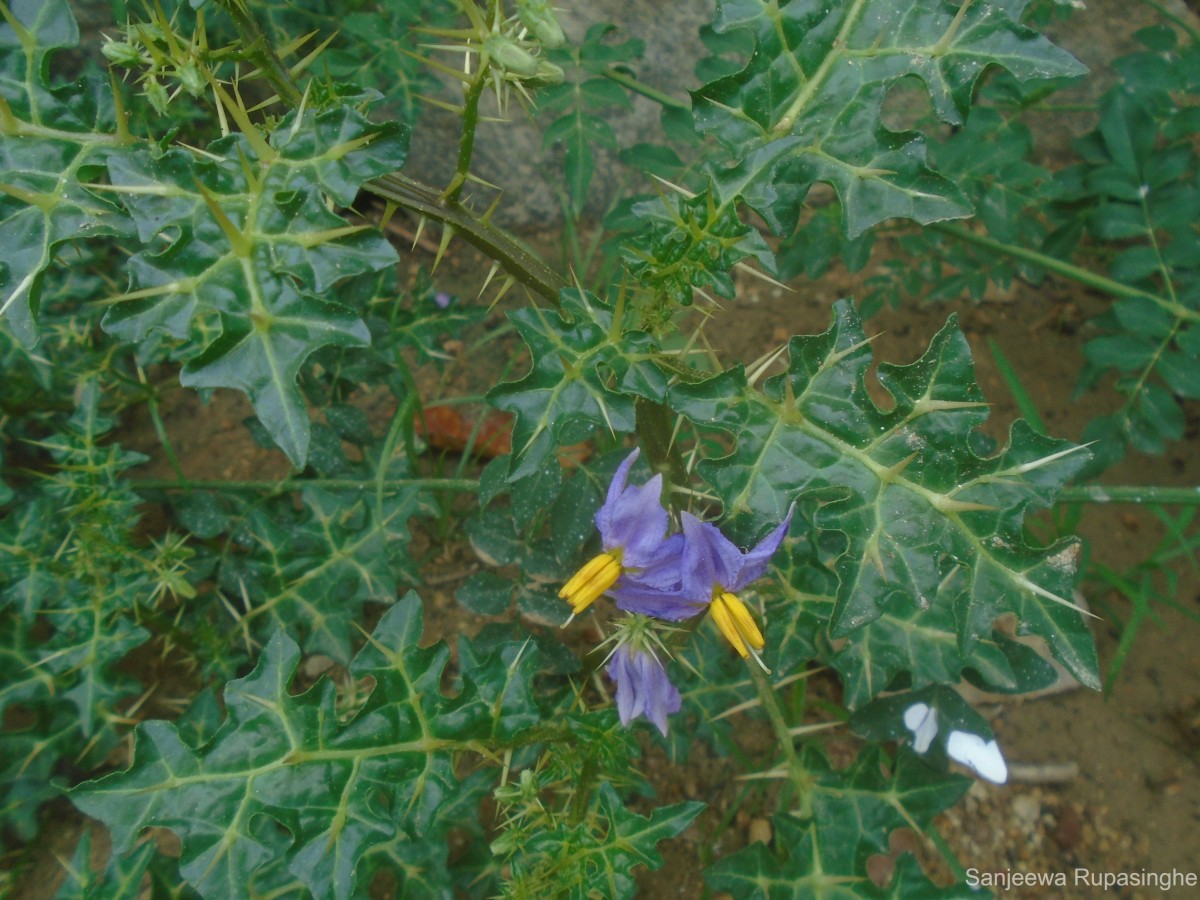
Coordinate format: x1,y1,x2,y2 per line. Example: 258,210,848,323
748,662,813,817
213,0,303,108
443,69,488,201
215,0,567,305
369,172,567,304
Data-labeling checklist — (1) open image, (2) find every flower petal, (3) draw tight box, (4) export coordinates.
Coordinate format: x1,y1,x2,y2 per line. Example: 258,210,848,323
634,650,681,736
605,644,681,737
627,532,685,590
608,646,638,725
730,503,795,590
611,576,706,621
595,450,672,566
680,513,743,602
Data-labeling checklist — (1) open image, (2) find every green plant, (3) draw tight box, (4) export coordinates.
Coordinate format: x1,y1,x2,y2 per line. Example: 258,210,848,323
0,0,1195,896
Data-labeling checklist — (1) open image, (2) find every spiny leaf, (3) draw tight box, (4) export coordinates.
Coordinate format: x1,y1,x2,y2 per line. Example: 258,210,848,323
175,291,370,467
217,472,433,663
0,0,128,345
511,781,703,898
70,594,541,900
488,290,669,480
97,107,405,465
692,0,1086,236
622,186,775,305
706,746,972,897
671,300,1098,704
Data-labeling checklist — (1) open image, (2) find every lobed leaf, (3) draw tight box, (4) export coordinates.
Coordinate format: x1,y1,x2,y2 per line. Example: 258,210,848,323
98,107,406,465
672,300,1097,704
71,594,541,900
692,0,1085,236
488,290,669,480
706,746,972,897
0,0,130,345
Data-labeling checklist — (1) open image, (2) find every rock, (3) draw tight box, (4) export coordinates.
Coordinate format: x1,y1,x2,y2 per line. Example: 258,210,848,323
747,817,772,846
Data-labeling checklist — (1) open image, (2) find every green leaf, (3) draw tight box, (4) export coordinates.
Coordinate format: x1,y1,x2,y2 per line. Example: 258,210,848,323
177,289,368,465
218,474,431,663
706,746,971,896
0,0,129,344
622,186,776,305
457,570,513,615
97,106,405,466
671,301,1097,703
550,469,603,563
466,507,567,624
809,745,969,872
512,782,703,898
510,454,564,531
250,1,452,125
488,290,669,480
54,829,161,900
71,594,541,900
672,625,762,759
692,0,1085,236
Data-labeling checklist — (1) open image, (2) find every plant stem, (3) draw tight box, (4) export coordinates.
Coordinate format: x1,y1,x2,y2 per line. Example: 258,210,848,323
443,71,488,201
634,397,688,510
748,662,813,816
369,173,568,305
602,68,688,110
213,0,303,107
139,369,187,486
131,477,479,493
1059,485,1200,505
931,223,1200,325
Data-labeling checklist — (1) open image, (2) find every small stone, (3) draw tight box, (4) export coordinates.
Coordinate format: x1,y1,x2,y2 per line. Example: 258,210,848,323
748,818,772,846
1011,794,1041,830
865,853,893,887
302,654,336,679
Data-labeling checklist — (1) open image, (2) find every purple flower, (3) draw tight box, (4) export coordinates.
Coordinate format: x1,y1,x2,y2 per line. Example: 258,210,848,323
434,291,452,308
559,450,683,615
606,644,681,736
678,506,794,660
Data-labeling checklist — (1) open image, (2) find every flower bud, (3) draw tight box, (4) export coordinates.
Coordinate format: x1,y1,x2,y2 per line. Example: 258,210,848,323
101,40,145,68
177,61,205,98
484,34,540,77
524,59,565,87
144,77,169,116
518,0,566,49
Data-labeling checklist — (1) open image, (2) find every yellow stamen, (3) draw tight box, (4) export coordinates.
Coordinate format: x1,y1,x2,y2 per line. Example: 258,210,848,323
712,592,765,658
558,552,621,614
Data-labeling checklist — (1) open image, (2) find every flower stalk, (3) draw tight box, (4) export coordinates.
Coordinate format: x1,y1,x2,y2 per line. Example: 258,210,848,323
749,661,814,817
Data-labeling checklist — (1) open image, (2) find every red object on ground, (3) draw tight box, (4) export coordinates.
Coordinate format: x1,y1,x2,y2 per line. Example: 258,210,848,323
416,405,513,458
415,405,592,466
